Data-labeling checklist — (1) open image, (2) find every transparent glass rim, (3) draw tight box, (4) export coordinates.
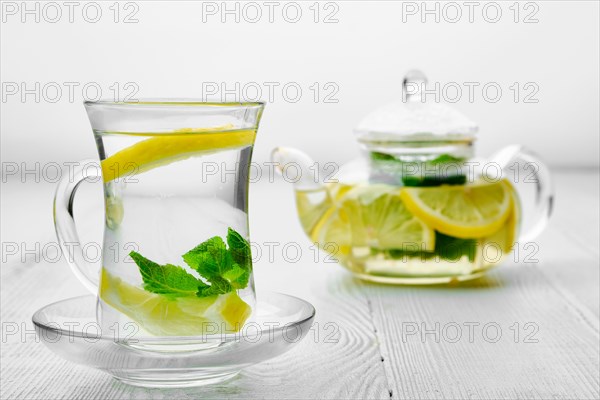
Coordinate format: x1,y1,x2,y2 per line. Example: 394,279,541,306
84,99,266,108
358,137,476,146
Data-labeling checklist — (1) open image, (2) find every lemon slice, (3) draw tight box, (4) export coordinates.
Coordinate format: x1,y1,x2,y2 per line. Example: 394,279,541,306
476,184,520,264
296,183,353,236
400,180,513,239
100,269,251,336
312,184,435,252
101,126,256,182
476,208,518,266
313,206,352,257
296,189,334,236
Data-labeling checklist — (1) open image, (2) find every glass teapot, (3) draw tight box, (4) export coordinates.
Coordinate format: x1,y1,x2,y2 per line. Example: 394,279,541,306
272,71,553,284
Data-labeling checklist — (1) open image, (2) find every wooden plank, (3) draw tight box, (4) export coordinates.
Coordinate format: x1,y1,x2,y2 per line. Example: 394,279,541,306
551,170,599,257
535,230,600,319
367,266,599,398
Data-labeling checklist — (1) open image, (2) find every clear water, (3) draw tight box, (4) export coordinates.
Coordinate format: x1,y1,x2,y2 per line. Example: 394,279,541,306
94,130,256,339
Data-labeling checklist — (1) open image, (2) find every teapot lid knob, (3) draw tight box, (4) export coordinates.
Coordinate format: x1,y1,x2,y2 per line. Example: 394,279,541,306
402,69,428,102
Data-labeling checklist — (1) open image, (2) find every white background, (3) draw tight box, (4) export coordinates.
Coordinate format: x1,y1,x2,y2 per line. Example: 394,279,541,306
1,3,599,398
1,1,599,169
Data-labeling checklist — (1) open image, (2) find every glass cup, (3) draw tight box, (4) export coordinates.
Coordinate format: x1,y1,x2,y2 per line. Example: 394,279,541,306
53,100,265,341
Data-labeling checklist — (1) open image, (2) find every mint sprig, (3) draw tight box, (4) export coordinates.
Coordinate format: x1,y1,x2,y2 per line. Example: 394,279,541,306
129,251,206,299
129,228,252,299
384,232,477,262
370,152,467,187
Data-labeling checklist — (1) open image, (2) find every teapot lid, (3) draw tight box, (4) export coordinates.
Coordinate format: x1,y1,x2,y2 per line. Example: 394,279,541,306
355,70,478,142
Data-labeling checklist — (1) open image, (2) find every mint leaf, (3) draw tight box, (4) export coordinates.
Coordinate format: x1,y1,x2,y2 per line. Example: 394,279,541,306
129,251,205,299
370,152,467,187
227,228,252,270
183,236,234,280
384,232,477,262
130,228,252,300
223,263,250,289
196,276,232,297
370,152,397,162
435,233,477,262
183,229,251,292
429,154,465,165
402,174,467,187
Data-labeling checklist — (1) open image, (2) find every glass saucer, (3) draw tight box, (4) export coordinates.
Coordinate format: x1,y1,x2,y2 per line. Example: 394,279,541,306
32,292,315,388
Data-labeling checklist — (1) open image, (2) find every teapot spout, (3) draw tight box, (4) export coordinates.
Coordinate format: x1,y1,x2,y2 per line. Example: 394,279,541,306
270,147,323,190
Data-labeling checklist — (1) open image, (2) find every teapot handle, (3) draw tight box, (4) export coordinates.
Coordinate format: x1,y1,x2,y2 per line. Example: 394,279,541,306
53,159,102,294
489,145,554,242
270,146,322,190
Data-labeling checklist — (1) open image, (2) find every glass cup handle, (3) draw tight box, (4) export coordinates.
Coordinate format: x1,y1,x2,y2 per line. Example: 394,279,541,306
53,159,101,294
490,145,554,242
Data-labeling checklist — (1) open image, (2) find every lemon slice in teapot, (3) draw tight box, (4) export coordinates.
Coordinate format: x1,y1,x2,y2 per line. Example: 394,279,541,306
311,184,435,252
400,180,513,239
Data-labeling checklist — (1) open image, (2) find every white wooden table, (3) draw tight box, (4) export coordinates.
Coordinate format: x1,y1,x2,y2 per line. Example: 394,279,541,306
1,170,599,399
